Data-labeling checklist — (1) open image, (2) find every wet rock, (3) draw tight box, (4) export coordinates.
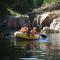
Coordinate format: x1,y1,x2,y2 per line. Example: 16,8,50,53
33,2,60,13
50,18,60,31
35,12,58,27
6,15,29,28
35,9,60,28
41,3,60,12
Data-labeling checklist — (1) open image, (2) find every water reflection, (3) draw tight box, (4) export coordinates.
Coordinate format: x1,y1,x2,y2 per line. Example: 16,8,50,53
0,29,60,60
15,37,49,60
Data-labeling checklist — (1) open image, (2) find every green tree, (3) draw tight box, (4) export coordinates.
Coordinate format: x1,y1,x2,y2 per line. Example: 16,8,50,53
0,0,44,18
0,0,34,16
11,0,34,14
33,0,44,8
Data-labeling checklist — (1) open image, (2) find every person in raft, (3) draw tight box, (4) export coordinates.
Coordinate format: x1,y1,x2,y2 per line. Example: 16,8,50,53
14,26,28,36
19,26,28,33
14,26,38,37
31,27,38,36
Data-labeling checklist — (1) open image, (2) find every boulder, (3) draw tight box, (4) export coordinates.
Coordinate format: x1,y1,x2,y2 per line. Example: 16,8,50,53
40,12,57,27
34,3,60,13
41,3,60,12
50,18,60,31
6,15,29,28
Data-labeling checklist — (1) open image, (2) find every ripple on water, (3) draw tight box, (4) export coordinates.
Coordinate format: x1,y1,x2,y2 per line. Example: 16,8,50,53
19,58,45,60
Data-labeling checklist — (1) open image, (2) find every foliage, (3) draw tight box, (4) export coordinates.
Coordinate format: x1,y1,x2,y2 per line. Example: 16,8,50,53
33,0,44,8
0,0,60,18
44,0,60,5
9,0,34,14
0,0,34,18
7,8,21,16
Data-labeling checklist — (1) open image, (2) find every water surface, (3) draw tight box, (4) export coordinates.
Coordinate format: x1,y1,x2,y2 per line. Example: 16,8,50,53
0,29,60,60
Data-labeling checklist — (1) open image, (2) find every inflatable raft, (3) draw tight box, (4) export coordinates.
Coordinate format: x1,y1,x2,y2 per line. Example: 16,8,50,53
14,32,40,40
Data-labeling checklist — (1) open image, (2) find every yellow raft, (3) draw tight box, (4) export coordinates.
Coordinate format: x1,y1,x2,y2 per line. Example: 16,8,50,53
16,33,40,40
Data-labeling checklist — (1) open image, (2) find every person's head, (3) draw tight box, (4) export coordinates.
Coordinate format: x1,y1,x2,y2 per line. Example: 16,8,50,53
23,26,28,32
33,27,41,33
31,27,37,34
33,27,37,30
20,26,28,33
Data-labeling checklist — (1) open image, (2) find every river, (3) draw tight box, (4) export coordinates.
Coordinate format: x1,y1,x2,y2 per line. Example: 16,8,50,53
0,28,60,60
